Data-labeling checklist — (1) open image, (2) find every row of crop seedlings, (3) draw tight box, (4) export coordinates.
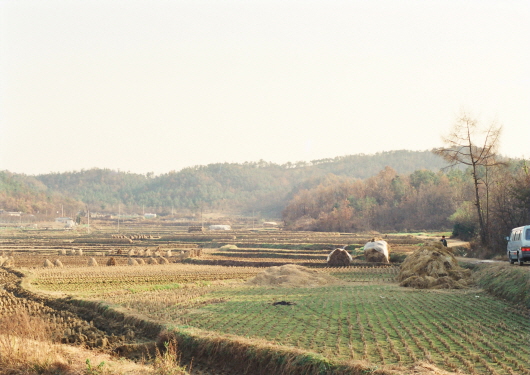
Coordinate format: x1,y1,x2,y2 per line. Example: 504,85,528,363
210,251,329,260
385,290,528,375
32,267,261,293
329,266,399,282
418,292,529,375
109,286,225,323
182,285,526,375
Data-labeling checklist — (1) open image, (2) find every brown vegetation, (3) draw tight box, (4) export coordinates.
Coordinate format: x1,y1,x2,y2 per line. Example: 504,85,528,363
247,264,338,287
397,243,472,289
327,248,352,266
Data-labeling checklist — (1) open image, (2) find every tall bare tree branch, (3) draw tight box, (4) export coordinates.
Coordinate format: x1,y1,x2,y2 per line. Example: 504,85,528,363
433,112,504,245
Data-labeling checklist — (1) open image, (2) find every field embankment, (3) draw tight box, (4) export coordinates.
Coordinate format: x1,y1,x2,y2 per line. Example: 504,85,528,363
473,263,530,308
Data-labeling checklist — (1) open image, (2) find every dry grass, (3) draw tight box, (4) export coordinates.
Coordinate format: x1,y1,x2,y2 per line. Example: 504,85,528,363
0,311,171,375
397,242,472,289
246,264,339,287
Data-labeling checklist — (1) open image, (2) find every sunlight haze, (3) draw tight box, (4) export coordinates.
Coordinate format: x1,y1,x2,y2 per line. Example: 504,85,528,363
1,0,528,175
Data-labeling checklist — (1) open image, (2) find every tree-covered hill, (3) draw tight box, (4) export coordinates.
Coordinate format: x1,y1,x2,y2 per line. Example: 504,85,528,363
2,150,449,216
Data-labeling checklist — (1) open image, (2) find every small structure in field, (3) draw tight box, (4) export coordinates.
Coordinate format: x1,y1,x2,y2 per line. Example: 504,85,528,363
188,226,204,233
106,257,117,266
3,256,15,267
363,240,390,263
43,259,54,267
209,225,231,231
327,248,352,266
128,258,138,266
53,259,64,267
88,258,99,267
397,242,472,289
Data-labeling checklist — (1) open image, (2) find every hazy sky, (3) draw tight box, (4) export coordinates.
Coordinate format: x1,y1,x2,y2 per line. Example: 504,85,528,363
1,0,529,175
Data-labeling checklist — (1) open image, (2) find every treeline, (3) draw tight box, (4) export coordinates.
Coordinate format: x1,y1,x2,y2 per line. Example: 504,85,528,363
282,167,464,232
0,171,82,215
282,160,530,256
1,150,447,216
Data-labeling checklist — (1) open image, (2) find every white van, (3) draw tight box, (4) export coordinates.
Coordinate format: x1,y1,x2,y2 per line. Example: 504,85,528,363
506,225,530,265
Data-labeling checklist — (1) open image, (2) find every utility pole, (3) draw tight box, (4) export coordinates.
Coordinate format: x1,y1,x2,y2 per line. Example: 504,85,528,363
118,204,120,233
87,208,90,234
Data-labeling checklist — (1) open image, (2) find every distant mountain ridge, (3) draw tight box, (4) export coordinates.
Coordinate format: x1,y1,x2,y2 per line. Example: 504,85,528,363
2,150,449,216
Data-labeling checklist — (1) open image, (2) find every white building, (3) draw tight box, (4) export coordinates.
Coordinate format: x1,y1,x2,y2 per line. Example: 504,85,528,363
209,224,231,231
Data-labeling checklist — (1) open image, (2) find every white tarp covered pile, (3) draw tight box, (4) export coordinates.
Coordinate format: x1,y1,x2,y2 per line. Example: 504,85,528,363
363,240,390,263
209,225,231,231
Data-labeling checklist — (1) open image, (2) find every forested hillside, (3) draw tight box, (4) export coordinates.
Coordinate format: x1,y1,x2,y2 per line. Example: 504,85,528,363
10,150,448,216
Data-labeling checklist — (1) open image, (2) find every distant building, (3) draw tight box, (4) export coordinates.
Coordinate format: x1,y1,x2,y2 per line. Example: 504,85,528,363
263,221,279,227
55,217,76,228
209,225,231,231
144,213,157,219
55,217,72,223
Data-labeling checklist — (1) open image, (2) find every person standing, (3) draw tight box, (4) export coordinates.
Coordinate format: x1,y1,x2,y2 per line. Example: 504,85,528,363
440,235,448,247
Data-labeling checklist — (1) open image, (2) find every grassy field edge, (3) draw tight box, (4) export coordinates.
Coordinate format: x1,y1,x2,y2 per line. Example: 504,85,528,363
473,263,530,307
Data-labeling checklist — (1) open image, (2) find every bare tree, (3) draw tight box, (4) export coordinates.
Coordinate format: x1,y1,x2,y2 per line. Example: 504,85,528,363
434,112,504,245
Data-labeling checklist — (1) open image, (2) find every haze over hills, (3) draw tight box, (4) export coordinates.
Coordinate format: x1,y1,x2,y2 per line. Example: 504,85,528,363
2,150,451,217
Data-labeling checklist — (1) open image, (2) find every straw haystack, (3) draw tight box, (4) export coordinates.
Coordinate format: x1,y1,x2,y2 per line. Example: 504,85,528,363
158,257,169,264
144,249,153,257
106,257,117,266
0,256,6,266
77,249,83,256
128,258,138,266
136,258,145,265
247,264,338,287
58,249,67,255
147,257,158,265
327,248,352,266
397,242,472,289
53,259,64,268
364,240,390,263
128,249,136,257
43,259,54,267
3,256,15,267
166,250,172,257
88,258,99,267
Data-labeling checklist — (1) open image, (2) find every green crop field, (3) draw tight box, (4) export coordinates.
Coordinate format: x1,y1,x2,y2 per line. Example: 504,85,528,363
94,266,529,375
5,227,529,374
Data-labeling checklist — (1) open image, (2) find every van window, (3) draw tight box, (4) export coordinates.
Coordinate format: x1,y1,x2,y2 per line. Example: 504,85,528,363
526,228,530,240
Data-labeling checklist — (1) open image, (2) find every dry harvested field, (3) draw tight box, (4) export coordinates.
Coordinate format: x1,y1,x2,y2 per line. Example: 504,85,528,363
0,223,527,375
